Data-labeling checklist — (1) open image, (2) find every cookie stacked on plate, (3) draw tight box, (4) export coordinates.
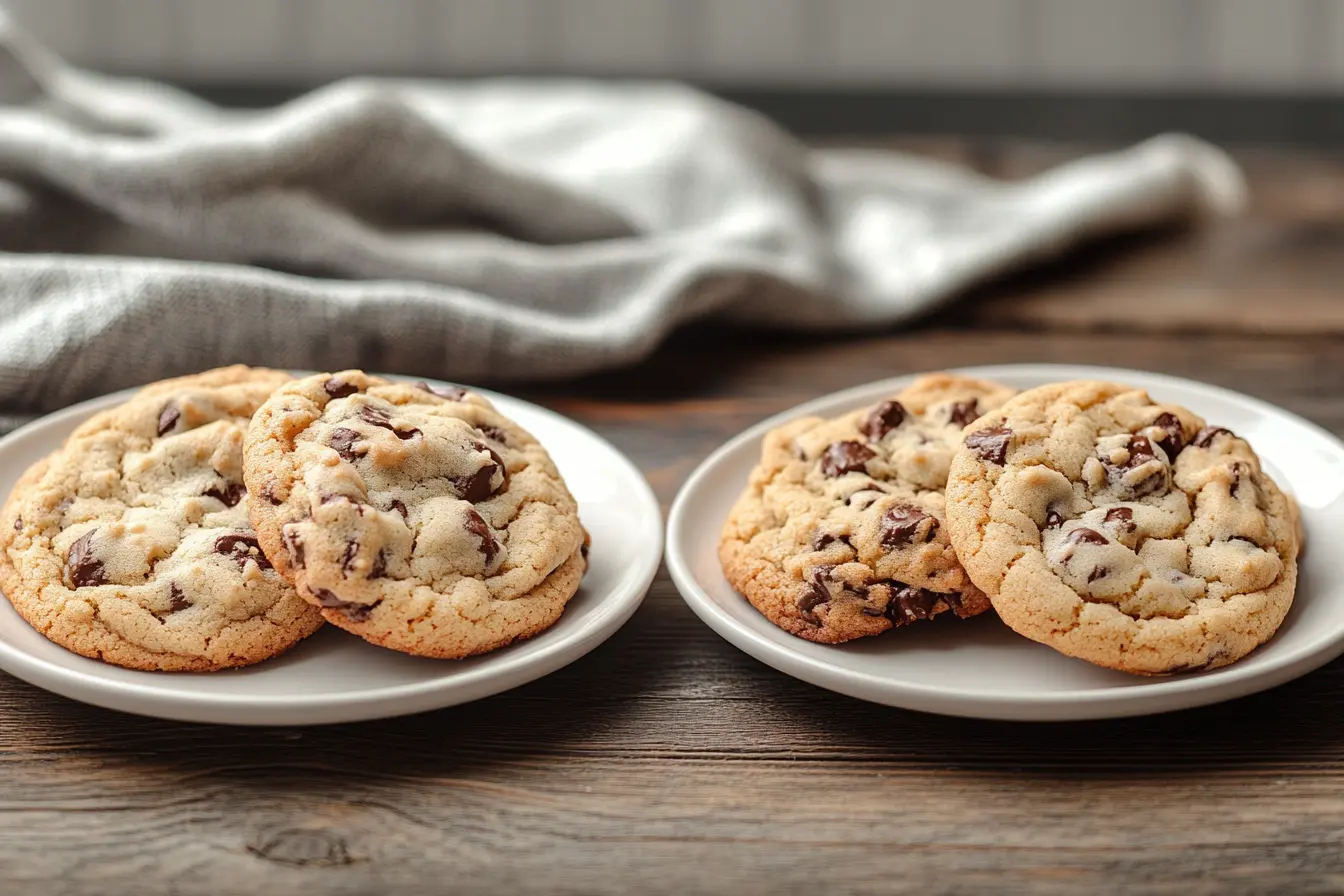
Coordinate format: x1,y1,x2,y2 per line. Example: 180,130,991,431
0,367,587,671
720,374,1300,675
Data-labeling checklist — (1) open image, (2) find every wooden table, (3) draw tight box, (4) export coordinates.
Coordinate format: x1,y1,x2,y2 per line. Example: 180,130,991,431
4,140,1343,895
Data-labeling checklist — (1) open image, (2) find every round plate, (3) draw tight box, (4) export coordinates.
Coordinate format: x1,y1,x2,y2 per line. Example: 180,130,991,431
667,364,1344,721
0,376,661,725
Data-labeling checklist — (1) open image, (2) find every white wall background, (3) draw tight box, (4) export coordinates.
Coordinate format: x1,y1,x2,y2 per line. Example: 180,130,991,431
6,0,1344,90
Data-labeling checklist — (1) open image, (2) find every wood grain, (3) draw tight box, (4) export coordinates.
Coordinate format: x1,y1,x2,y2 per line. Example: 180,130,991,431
5,141,1344,896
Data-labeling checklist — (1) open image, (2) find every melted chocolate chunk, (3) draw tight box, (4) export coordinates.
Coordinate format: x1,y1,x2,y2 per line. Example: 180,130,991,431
1150,413,1185,460
262,483,283,505
464,508,501,565
1105,435,1166,498
168,584,190,613
1229,462,1247,498
859,400,906,442
157,405,180,436
1088,566,1109,583
370,550,387,579
796,568,833,625
477,424,509,445
1127,435,1158,466
66,530,107,588
453,463,499,503
284,530,305,569
1068,527,1109,546
484,444,509,491
1193,426,1233,449
880,505,934,547
415,381,467,401
965,426,1011,465
341,540,358,574
329,427,363,462
861,606,884,617
810,531,854,552
947,399,980,428
203,482,246,507
1103,506,1135,532
214,534,273,570
1044,509,1064,530
820,441,876,478
11,517,20,532
389,499,408,520
324,377,360,399
310,587,377,622
358,405,419,440
580,541,590,561
886,585,939,625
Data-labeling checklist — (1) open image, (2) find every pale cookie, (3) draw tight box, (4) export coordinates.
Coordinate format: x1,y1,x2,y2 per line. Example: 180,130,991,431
243,371,587,659
719,373,1016,644
0,366,324,672
945,380,1298,675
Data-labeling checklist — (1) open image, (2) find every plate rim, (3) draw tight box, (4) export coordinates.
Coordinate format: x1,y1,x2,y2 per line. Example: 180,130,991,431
0,375,663,725
666,363,1344,721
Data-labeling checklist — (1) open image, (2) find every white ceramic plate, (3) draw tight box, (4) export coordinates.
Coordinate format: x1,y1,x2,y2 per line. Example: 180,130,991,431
667,364,1344,721
0,376,661,725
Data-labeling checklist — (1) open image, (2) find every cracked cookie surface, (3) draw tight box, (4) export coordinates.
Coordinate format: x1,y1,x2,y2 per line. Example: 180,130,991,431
945,380,1298,675
0,366,324,672
719,373,1015,643
243,371,587,659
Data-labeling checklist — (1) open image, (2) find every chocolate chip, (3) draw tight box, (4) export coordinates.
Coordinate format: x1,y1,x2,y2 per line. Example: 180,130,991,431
370,550,387,578
389,499,408,520
310,587,377,622
886,585,939,626
948,399,980,428
1088,566,1109,583
11,517,19,532
329,427,363,462
415,381,467,401
1127,435,1158,466
880,505,934,547
859,400,906,442
324,377,360,399
454,465,498,503
157,405,180,436
341,540,358,574
796,568,833,625
477,424,509,445
284,530,305,569
580,541,590,561
1104,507,1136,533
1044,509,1064,530
214,533,273,570
820,441,876,478
168,584,190,613
464,508,501,565
861,606,883,617
1150,413,1185,460
484,444,509,491
1068,527,1109,546
203,482,246,507
1229,462,1247,498
810,531,854,552
965,426,1011,465
262,483,283,505
1193,426,1233,449
358,405,420,440
65,530,107,588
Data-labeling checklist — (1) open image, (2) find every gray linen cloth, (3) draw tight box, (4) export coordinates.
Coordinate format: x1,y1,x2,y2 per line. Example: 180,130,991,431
0,12,1245,432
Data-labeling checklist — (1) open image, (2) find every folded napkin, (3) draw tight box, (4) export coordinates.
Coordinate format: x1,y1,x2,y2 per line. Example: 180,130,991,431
0,11,1243,432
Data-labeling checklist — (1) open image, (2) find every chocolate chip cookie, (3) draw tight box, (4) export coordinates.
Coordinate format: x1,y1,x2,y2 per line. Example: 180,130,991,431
0,367,324,672
243,371,587,659
945,380,1298,675
719,373,1016,643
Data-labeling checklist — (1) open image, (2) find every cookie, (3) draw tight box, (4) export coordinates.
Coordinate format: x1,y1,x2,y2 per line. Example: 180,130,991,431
945,380,1298,675
0,366,324,672
242,371,587,659
719,373,1016,643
